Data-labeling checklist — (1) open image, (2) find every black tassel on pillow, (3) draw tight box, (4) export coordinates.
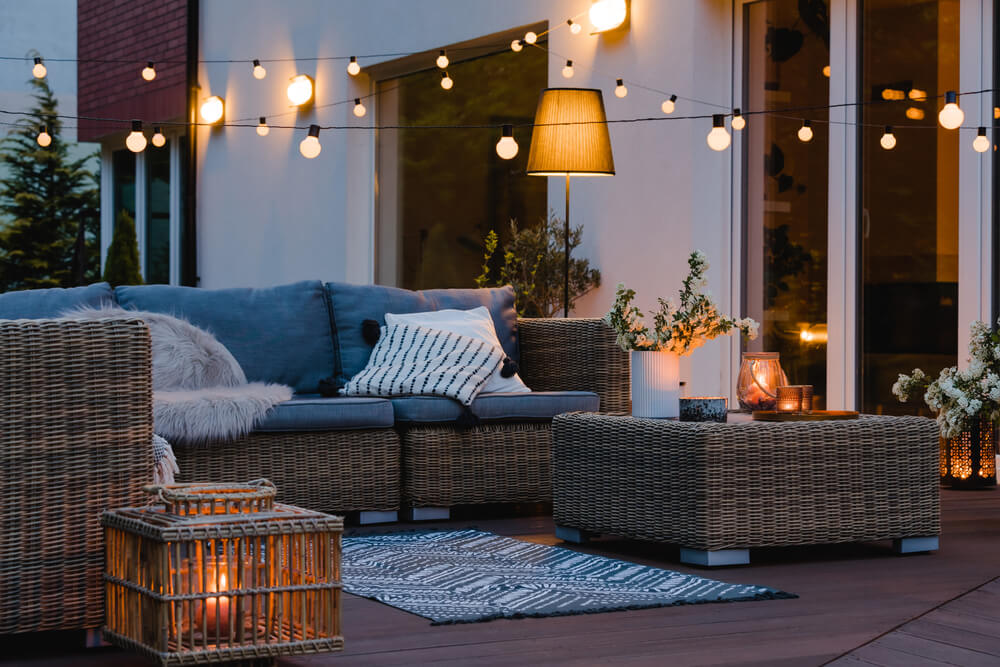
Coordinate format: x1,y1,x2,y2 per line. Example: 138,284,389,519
318,377,343,397
362,319,381,346
500,357,519,378
456,405,480,430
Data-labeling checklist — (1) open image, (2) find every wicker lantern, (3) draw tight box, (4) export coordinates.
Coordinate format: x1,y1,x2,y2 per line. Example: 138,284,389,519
941,418,997,489
102,480,343,665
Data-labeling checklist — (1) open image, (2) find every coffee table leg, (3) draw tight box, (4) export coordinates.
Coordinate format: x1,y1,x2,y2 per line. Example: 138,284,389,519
555,525,592,543
893,536,939,554
680,548,750,567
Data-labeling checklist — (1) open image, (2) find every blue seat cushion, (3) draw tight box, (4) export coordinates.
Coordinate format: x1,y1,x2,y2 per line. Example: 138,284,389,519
116,281,335,394
0,282,114,319
255,395,394,432
391,391,599,424
325,282,518,385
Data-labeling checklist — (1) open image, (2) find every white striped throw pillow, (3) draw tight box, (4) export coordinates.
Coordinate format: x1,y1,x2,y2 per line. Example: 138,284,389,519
341,324,504,406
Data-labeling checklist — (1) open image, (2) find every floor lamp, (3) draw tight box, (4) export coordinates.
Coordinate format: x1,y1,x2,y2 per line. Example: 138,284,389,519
526,88,615,317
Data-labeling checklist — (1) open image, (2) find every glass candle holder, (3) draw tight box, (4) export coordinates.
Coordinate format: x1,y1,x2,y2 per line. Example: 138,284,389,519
736,352,788,411
776,386,802,412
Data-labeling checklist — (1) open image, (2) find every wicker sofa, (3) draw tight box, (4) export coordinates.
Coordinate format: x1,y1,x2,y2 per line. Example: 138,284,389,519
1,283,628,635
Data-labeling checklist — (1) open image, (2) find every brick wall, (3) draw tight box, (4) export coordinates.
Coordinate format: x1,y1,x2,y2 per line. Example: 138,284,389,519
77,0,189,142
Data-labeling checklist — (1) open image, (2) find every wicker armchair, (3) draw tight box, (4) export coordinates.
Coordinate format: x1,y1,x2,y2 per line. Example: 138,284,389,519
399,317,630,509
0,318,153,635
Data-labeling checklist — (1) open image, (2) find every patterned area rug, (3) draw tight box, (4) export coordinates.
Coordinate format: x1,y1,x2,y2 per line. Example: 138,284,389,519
342,529,796,624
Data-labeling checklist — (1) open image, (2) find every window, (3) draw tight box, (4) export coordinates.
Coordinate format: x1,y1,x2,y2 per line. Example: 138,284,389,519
859,0,959,414
375,35,548,289
103,135,186,284
743,0,830,408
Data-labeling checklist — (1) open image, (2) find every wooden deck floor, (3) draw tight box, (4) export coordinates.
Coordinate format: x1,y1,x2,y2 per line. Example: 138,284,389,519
3,488,999,667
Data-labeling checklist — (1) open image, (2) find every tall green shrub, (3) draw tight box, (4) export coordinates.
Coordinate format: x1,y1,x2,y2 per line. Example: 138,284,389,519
0,71,100,291
103,209,143,287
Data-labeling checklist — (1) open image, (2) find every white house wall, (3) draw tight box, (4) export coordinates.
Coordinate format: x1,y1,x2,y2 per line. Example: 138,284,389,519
196,0,736,397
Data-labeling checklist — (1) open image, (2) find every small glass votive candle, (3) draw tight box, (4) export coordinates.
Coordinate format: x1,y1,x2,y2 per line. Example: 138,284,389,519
796,385,814,411
678,397,728,422
776,386,802,412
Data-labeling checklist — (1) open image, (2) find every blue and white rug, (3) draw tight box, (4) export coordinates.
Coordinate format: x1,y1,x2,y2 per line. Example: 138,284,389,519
342,529,795,624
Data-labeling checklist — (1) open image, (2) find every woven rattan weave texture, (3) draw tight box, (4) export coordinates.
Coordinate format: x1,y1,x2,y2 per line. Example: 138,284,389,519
401,423,552,507
0,318,154,634
175,430,401,513
518,318,630,414
552,413,940,550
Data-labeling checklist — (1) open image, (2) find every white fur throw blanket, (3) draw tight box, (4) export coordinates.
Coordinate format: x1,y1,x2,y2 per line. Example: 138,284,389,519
64,306,292,450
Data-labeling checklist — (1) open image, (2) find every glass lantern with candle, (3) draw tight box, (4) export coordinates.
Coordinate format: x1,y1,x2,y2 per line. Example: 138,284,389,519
737,352,788,411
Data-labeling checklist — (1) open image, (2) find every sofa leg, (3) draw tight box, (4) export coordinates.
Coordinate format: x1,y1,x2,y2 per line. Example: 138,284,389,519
404,507,450,521
555,525,591,544
358,510,398,525
84,628,107,648
680,548,750,567
893,536,939,554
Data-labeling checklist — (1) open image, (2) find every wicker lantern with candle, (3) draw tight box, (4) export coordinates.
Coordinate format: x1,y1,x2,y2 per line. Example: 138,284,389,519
102,480,343,665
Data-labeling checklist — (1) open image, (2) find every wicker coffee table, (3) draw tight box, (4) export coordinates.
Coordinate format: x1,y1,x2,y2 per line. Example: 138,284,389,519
551,413,940,566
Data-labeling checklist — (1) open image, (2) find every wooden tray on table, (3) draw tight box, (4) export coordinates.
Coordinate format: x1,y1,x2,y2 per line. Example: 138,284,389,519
752,410,860,422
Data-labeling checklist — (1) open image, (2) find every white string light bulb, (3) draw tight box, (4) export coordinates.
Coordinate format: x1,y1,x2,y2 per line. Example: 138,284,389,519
614,78,627,98
347,56,361,76
879,126,896,150
567,19,582,34
199,95,224,123
797,119,814,142
152,126,166,147
287,74,314,106
510,39,523,52
36,125,51,147
257,117,269,137
440,71,453,90
731,108,745,131
496,124,518,160
562,60,574,79
524,31,537,45
141,61,156,81
125,120,147,153
938,91,964,129
436,50,449,69
661,94,677,114
973,127,990,153
252,59,266,79
300,124,322,158
353,98,367,117
706,115,731,151
32,57,46,79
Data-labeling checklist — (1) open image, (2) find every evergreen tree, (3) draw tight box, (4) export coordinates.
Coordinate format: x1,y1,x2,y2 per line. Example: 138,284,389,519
102,209,143,287
0,71,100,291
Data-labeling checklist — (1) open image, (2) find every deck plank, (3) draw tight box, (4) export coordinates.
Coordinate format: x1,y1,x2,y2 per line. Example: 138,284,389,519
3,489,1000,666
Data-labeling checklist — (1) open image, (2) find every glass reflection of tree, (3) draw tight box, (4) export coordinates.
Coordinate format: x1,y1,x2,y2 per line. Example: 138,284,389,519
396,46,547,290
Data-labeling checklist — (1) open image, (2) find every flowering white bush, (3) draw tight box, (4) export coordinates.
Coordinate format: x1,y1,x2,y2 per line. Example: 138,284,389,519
893,319,1000,438
605,251,759,356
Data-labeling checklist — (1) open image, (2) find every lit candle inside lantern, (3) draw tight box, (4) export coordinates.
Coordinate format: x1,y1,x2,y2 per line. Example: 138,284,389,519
776,386,802,412
203,568,231,639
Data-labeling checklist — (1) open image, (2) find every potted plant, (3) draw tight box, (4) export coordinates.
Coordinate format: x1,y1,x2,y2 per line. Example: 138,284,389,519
892,319,1000,488
605,251,759,418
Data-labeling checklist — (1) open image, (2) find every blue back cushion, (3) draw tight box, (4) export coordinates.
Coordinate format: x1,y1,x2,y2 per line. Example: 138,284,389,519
326,282,518,384
0,282,114,319
116,281,335,393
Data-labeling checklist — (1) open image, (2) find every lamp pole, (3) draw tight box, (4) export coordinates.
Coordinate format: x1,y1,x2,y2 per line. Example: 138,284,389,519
564,174,570,318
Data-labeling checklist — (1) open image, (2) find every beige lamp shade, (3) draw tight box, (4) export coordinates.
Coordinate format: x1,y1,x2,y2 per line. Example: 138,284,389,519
526,88,615,176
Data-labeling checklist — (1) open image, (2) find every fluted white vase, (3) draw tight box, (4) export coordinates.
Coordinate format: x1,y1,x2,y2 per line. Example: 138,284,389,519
630,350,680,418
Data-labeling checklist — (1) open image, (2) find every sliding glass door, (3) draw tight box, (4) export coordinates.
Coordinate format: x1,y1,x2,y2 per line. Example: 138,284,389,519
858,0,959,414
